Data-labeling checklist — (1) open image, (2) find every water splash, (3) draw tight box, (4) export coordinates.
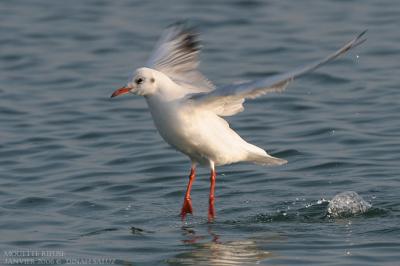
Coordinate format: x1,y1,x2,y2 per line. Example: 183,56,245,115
327,191,371,218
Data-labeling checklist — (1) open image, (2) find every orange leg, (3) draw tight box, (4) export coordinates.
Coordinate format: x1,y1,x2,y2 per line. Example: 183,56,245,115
180,166,196,219
208,169,216,222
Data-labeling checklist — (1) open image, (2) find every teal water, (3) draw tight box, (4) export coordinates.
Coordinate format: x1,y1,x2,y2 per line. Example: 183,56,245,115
1,1,399,265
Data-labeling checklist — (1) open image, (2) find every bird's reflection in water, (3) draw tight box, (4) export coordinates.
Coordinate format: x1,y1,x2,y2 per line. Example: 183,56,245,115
168,225,272,265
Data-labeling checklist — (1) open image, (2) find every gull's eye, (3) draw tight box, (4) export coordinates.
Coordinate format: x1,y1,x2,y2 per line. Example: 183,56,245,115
136,78,144,84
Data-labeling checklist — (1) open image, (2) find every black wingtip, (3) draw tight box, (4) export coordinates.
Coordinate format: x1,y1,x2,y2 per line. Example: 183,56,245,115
167,20,189,28
166,21,201,53
352,30,368,48
167,21,199,36
357,29,368,39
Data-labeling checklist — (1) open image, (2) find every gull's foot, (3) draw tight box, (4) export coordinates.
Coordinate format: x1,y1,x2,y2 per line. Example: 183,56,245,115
180,198,193,219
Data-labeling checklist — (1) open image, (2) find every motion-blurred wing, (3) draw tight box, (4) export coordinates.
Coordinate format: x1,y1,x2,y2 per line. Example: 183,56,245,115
189,31,367,116
146,23,215,93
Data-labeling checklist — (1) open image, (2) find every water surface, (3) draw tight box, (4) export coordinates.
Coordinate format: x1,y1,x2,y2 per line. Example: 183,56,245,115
1,0,399,265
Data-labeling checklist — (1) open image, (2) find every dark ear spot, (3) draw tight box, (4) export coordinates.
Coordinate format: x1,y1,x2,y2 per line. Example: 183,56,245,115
150,77,155,83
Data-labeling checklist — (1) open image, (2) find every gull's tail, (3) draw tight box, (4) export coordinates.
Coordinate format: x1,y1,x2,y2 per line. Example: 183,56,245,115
245,144,287,166
248,153,287,166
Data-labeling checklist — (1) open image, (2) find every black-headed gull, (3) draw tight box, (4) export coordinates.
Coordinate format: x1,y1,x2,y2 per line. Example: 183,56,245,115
111,24,366,221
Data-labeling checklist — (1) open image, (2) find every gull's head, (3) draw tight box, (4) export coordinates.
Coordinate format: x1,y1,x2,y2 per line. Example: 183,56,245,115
111,67,158,98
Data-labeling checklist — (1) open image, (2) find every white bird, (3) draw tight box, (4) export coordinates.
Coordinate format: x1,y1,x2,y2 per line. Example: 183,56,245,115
111,24,366,221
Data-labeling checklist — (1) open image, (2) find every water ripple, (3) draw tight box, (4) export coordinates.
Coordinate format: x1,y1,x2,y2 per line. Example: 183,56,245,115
1,1,399,265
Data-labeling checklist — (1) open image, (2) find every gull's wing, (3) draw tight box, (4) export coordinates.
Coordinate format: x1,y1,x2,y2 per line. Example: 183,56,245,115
189,31,367,116
146,23,215,93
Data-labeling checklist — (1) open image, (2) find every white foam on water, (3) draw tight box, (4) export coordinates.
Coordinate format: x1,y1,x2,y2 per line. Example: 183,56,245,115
327,191,371,218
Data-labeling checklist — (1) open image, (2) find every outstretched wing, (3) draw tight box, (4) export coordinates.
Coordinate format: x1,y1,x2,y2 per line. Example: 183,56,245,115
146,23,215,93
188,30,367,116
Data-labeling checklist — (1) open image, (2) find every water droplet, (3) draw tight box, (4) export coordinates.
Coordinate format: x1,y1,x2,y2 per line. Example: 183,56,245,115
317,198,327,204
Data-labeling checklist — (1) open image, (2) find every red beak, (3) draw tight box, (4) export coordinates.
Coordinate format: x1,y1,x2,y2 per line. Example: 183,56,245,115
111,87,131,98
